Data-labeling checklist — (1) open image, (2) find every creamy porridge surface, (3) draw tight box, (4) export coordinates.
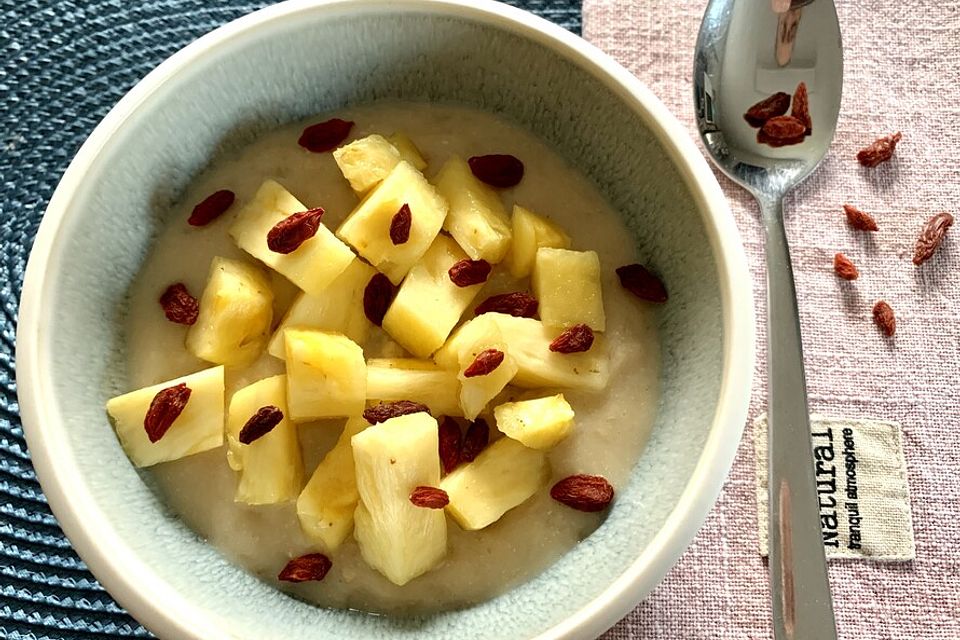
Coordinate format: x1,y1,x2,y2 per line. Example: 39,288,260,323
124,103,660,615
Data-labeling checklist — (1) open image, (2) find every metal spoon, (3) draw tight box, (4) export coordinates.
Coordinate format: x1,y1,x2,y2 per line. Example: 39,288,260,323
693,1,842,639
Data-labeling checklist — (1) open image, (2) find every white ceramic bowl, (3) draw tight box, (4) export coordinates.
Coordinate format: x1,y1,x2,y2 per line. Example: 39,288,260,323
16,1,754,638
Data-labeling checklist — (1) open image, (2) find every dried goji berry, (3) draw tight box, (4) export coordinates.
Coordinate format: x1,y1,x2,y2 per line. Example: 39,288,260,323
238,405,284,444
266,208,324,254
549,324,595,353
474,292,538,318
389,203,412,245
616,263,668,303
843,204,879,231
298,118,353,153
468,154,524,188
791,82,811,134
872,300,896,337
463,349,504,378
758,115,806,147
550,474,614,512
278,553,332,582
409,486,450,509
833,253,859,281
913,212,954,265
158,283,199,325
363,400,430,425
448,259,491,287
143,383,191,443
188,189,235,226
362,273,396,326
857,132,902,168
438,417,462,475
743,92,791,127
460,419,489,463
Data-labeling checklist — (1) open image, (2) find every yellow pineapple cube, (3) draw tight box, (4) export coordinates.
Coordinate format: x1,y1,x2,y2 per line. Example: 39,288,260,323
336,161,448,284
284,329,366,421
268,270,301,323
333,134,402,194
440,437,549,530
297,417,369,550
381,234,485,358
455,325,518,420
185,257,273,367
229,179,354,296
366,358,462,417
493,394,575,450
388,133,428,171
505,205,572,278
434,156,512,263
532,248,606,331
352,412,447,585
106,366,225,468
435,313,608,391
267,258,376,359
226,375,303,505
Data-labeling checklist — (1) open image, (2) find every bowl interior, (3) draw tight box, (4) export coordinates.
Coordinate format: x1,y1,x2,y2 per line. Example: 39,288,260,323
25,3,730,639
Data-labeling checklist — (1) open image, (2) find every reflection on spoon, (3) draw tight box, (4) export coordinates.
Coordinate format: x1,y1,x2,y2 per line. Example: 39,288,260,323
776,9,802,66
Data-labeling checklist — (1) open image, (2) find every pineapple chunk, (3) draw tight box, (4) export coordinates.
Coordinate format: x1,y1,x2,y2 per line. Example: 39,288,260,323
366,359,462,417
435,313,608,391
455,325,518,420
532,248,606,331
229,179,354,296
185,257,273,367
505,205,572,278
226,375,302,505
388,133,428,171
440,437,549,530
352,412,447,585
434,156,512,263
106,366,225,468
494,394,575,450
284,329,366,421
333,134,402,194
267,259,376,359
297,417,369,550
381,234,484,358
269,271,301,323
336,161,448,284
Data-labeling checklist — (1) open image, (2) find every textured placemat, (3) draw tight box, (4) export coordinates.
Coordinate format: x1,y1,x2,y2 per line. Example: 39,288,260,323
0,2,580,638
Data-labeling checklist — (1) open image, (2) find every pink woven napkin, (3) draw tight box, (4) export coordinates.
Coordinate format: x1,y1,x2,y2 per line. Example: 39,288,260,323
583,1,960,638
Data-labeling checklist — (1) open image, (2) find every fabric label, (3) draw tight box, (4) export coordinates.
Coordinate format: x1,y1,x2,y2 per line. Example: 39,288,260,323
755,414,915,561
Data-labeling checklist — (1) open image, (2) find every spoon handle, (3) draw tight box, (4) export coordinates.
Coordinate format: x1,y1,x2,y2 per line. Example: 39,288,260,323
762,198,837,640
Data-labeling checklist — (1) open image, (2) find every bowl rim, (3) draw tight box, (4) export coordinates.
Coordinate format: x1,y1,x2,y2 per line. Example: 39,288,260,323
15,1,755,638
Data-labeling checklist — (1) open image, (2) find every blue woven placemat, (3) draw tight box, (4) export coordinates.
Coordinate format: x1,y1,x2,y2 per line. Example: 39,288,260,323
0,2,581,638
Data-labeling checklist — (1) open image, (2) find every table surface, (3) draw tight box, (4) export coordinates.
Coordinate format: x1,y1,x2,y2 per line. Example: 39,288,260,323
7,1,960,639
0,2,579,638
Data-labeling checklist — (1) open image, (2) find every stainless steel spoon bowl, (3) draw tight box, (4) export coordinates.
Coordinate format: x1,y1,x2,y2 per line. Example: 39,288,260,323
693,1,842,638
